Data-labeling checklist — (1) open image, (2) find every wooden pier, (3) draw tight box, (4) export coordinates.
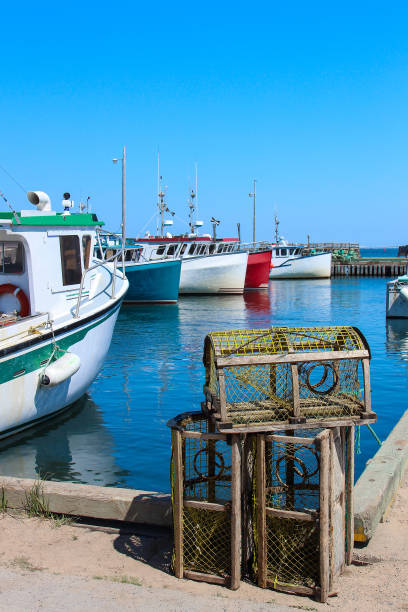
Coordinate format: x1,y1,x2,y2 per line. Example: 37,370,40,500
332,259,407,277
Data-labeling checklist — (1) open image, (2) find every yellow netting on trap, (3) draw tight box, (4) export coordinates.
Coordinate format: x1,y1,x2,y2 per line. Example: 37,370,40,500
253,431,322,590
170,413,232,578
204,326,369,425
206,326,366,357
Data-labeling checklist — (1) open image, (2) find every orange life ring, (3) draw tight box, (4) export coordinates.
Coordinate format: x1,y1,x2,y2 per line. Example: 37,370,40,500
0,284,30,317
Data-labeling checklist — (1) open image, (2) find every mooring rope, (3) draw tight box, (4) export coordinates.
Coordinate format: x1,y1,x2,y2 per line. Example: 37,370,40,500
355,424,382,455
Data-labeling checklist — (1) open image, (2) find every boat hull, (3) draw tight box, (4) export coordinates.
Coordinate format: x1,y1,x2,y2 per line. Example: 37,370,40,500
245,250,272,289
124,259,181,303
386,279,408,318
0,300,122,439
179,252,248,294
269,252,332,279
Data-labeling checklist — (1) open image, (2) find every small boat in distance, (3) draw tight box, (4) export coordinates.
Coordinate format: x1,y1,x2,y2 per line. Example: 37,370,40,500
0,190,128,439
266,215,331,279
386,274,408,318
269,241,332,279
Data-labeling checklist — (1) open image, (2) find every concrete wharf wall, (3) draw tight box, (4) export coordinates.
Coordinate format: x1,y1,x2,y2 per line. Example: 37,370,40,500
332,259,407,277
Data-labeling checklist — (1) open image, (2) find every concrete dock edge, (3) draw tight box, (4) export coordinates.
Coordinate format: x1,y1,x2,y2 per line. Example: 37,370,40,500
0,476,172,527
354,409,408,543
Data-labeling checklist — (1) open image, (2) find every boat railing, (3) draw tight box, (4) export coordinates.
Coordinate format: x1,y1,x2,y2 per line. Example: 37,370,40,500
74,230,126,318
236,241,275,252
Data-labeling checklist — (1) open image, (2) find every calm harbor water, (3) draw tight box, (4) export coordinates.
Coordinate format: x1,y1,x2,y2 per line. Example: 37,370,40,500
1,277,408,492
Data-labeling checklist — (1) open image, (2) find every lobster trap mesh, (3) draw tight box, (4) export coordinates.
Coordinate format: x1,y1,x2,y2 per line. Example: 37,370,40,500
183,507,231,576
264,433,321,513
253,430,324,591
204,326,369,426
170,412,233,580
266,516,320,588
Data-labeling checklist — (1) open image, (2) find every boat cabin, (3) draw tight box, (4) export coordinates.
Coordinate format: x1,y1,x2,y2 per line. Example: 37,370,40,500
143,240,237,260
0,195,103,324
273,246,303,258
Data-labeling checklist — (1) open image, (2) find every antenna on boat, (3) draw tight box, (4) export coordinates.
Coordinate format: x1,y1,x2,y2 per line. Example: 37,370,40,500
210,216,220,241
249,179,257,245
0,190,20,224
156,155,175,237
195,162,198,218
188,188,196,234
274,212,280,244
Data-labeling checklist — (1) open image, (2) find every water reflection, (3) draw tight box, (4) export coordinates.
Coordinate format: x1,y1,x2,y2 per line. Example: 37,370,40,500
0,395,129,486
386,319,408,360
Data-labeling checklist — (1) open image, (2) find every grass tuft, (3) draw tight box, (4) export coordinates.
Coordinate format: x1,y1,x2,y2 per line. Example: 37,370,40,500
11,556,43,572
23,479,50,518
112,575,143,586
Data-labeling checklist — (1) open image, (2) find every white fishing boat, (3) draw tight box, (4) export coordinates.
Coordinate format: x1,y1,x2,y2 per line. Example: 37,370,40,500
269,243,332,279
0,190,128,439
386,275,408,318
137,238,248,294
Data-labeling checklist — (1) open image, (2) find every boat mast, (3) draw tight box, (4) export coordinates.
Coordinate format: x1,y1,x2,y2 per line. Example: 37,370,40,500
156,153,174,237
188,189,196,233
274,213,280,244
249,179,257,244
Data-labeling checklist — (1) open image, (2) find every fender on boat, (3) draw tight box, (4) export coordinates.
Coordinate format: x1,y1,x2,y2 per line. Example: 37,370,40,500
40,352,81,387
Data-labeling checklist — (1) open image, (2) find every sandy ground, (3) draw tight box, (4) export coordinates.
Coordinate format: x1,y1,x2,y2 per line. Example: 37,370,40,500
0,472,407,611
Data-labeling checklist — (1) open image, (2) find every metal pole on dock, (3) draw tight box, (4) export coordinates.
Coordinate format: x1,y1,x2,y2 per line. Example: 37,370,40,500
122,146,126,245
113,146,126,245
249,179,257,244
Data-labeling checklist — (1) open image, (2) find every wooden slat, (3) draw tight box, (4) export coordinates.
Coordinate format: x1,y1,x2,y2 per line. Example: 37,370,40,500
291,363,300,417
319,430,330,603
218,370,228,421
183,570,227,585
172,429,184,579
183,500,226,512
256,434,267,588
329,430,335,585
230,435,241,591
182,431,227,441
216,349,369,368
267,580,314,595
265,434,315,445
265,507,315,522
218,417,376,434
362,358,372,413
346,425,355,566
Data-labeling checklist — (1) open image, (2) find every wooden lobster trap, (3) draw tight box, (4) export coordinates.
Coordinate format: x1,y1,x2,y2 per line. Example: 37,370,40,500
203,326,376,430
253,426,354,603
168,412,242,589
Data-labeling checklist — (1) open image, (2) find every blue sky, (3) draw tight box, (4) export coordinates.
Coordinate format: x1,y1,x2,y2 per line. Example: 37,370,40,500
0,1,407,245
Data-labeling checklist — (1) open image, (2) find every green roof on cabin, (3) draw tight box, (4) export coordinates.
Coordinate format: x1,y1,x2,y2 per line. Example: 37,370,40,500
0,212,104,226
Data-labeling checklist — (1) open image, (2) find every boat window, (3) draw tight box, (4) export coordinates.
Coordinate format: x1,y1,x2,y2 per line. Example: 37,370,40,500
180,244,187,255
125,250,133,262
209,244,215,254
188,244,196,255
156,245,165,255
0,242,24,274
167,245,176,256
82,235,92,269
199,245,206,254
280,248,287,256
60,235,82,286
217,244,223,253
